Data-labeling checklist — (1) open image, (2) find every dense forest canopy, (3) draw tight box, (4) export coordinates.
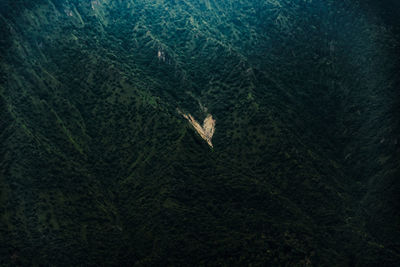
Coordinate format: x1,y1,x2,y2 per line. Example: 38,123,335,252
0,0,399,265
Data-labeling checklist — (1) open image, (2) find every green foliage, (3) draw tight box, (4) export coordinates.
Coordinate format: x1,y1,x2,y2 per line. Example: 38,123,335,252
0,0,399,266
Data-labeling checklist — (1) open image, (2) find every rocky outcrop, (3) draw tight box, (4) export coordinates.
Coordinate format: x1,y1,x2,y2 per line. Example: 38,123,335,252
182,113,215,147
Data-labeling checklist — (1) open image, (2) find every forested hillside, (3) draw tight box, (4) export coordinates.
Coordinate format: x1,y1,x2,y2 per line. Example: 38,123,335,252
0,0,399,265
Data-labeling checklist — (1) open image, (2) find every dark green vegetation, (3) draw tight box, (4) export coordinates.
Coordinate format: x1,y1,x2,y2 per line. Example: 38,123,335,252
1,0,399,265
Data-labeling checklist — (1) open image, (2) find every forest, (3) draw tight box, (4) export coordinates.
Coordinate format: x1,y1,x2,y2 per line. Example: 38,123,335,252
0,0,399,265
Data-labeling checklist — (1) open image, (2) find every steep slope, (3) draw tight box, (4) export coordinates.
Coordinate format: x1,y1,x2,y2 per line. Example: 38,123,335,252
0,0,399,265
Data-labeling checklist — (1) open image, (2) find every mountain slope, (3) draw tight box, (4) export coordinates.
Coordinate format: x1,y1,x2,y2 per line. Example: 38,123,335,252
1,0,399,265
